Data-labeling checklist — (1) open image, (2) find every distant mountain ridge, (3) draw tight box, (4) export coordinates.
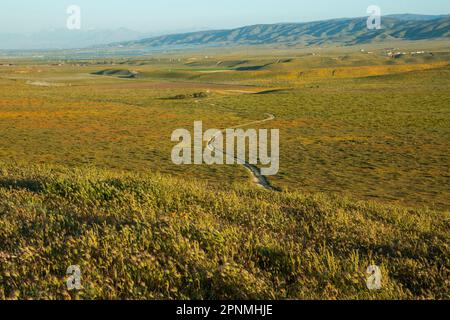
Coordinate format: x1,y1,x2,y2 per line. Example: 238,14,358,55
0,28,150,50
385,14,450,21
1,14,448,51
118,14,450,50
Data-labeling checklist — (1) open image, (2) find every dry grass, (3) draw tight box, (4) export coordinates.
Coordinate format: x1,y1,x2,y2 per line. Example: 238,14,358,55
0,164,448,299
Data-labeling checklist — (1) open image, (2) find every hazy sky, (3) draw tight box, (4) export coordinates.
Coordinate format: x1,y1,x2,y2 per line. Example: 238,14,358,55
2,0,450,34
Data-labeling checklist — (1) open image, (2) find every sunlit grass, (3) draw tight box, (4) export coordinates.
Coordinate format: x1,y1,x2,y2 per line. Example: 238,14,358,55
0,50,449,299
0,164,448,299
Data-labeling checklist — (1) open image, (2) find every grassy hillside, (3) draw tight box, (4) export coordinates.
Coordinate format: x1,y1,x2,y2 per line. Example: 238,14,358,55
0,164,448,300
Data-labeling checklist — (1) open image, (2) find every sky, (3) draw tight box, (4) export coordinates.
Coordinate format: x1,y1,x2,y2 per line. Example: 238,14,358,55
2,0,450,34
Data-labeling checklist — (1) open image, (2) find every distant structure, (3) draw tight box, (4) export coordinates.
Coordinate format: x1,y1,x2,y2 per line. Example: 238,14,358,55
386,49,428,59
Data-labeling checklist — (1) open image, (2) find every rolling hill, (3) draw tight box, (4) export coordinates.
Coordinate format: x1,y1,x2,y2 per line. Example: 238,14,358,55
118,15,450,50
0,164,448,299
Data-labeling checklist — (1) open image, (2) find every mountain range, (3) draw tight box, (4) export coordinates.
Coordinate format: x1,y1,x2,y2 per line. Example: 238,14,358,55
0,14,449,51
119,14,450,50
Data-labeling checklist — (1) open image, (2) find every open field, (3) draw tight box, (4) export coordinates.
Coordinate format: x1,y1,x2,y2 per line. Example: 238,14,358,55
0,44,449,299
1,46,449,210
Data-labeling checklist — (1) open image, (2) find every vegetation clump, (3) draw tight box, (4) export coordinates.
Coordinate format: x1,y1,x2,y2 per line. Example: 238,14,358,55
163,92,208,100
92,69,138,78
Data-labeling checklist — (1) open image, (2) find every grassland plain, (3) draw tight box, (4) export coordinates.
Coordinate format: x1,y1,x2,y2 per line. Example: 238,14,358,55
0,164,448,299
0,49,449,210
0,47,449,299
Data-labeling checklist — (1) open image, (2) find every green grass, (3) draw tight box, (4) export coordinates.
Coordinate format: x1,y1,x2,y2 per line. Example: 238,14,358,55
0,164,448,299
0,54,449,210
0,48,449,300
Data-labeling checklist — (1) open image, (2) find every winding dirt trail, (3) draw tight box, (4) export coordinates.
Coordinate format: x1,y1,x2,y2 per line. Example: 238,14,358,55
207,113,279,191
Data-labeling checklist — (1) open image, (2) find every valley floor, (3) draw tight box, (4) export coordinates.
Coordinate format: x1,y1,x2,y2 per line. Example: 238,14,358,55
0,47,449,299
